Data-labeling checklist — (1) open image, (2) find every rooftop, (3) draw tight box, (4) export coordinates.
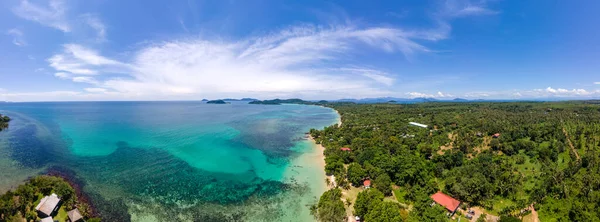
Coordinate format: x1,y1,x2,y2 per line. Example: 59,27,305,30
409,122,428,128
35,193,61,217
68,208,84,222
431,191,461,212
363,180,371,187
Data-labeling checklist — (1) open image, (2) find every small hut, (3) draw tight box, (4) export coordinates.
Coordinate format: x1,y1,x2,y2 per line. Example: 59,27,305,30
363,180,371,189
35,193,61,218
68,208,84,222
492,133,501,138
340,147,351,152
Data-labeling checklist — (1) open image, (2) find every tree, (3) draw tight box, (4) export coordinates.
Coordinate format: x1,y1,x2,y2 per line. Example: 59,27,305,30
365,201,403,222
353,189,384,217
347,163,366,187
498,215,521,222
317,189,347,222
374,173,392,196
476,214,487,222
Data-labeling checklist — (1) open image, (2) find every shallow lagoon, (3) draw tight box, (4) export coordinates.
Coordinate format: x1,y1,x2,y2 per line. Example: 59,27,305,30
0,101,338,221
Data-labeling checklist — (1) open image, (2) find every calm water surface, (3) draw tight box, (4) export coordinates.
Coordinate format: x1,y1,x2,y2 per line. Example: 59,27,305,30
0,101,338,221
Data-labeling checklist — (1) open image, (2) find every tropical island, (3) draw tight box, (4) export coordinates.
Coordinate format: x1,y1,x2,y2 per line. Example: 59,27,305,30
306,101,600,222
206,100,229,104
249,98,315,105
0,175,100,222
0,113,10,131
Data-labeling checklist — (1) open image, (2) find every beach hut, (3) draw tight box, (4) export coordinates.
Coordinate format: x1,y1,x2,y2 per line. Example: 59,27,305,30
35,193,61,218
363,180,371,189
68,208,84,222
430,191,461,216
409,122,428,128
340,147,351,151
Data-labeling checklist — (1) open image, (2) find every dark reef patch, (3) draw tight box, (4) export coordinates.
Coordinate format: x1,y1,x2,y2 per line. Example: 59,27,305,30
8,124,54,168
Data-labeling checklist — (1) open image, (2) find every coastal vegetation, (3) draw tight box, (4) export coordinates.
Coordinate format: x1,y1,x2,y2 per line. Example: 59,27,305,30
310,101,600,221
0,113,10,131
206,99,228,104
0,175,98,221
249,98,316,105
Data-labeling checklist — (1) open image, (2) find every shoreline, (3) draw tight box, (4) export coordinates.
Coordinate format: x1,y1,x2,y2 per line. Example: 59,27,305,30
305,107,341,191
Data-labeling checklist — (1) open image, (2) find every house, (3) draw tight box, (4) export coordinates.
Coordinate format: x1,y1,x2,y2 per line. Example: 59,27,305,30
476,132,483,137
68,208,84,222
35,193,61,218
40,217,54,222
409,122,428,128
363,180,371,189
493,133,501,138
430,191,461,215
340,147,351,152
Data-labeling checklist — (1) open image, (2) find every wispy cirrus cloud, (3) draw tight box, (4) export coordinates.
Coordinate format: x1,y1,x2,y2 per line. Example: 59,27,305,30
81,14,107,41
13,0,70,32
594,82,600,85
440,0,499,18
12,1,107,41
45,24,446,99
7,28,27,46
48,44,130,75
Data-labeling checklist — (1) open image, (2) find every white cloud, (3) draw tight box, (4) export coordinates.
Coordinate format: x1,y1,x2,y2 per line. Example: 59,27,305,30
48,44,130,75
54,72,70,79
536,87,591,97
45,25,447,99
0,91,81,102
405,91,454,98
452,5,499,17
81,14,106,41
72,76,98,84
441,0,499,18
336,68,395,86
406,92,434,98
84,88,107,93
594,82,600,85
12,0,70,32
7,28,27,46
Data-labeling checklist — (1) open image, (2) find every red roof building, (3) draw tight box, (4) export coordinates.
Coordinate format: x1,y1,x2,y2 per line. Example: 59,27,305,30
430,191,461,213
363,180,371,188
340,147,351,151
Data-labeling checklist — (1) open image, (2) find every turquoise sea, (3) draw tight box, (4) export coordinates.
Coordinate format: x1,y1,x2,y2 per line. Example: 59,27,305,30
0,101,339,221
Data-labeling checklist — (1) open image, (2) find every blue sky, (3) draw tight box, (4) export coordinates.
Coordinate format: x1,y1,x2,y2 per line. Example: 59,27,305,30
1,0,599,101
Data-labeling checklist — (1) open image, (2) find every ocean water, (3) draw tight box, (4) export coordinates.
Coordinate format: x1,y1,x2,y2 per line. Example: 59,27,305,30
0,101,338,221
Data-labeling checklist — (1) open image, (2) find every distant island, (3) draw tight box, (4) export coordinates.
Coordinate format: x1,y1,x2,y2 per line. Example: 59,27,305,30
249,98,313,105
223,98,257,102
206,100,229,104
0,114,10,131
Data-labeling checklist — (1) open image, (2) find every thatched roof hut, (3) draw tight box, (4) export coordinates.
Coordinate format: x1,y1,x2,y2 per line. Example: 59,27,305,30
68,208,84,222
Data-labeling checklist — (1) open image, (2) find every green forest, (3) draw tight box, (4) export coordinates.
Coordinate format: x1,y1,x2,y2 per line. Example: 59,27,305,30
310,101,600,222
0,176,99,222
0,113,10,131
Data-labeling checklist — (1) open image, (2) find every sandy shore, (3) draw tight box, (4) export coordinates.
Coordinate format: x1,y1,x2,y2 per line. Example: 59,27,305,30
307,134,331,190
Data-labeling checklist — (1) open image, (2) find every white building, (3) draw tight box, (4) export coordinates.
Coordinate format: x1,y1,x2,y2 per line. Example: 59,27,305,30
409,122,428,128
